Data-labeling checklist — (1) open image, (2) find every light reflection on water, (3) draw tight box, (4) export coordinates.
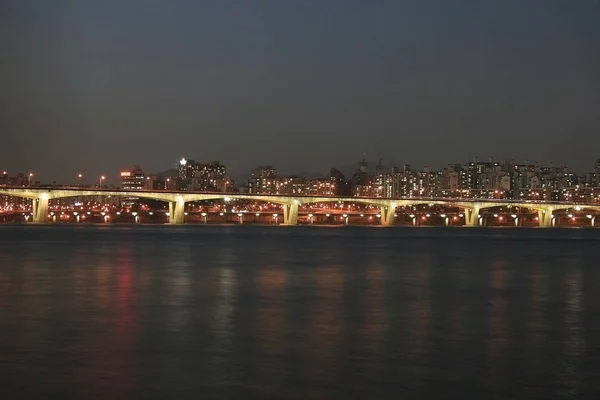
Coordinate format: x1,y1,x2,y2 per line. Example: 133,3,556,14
1,225,600,399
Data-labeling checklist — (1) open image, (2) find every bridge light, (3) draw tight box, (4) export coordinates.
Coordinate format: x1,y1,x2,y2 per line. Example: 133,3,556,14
149,212,153,215
224,197,231,202
493,214,498,217
459,213,464,217
409,214,415,218
219,212,224,216
376,214,381,218
201,212,207,217
425,214,430,217
326,214,330,217
440,214,446,218
308,213,313,218
360,213,364,217
255,213,260,216
166,212,170,216
587,215,593,219
237,213,243,217
575,206,581,211
511,214,517,218
568,214,573,218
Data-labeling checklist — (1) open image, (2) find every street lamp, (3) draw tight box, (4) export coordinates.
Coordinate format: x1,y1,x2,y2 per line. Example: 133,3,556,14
99,175,105,188
28,173,34,186
77,173,83,187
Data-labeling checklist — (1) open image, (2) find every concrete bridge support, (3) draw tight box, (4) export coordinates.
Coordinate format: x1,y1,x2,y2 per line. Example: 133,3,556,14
168,198,185,224
380,205,395,226
32,196,49,223
464,206,480,227
283,203,298,225
537,209,553,227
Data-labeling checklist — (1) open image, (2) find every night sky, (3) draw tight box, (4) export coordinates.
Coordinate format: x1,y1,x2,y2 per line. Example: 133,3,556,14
2,0,600,184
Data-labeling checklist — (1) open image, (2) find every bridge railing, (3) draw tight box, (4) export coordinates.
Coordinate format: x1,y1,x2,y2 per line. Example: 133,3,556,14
1,185,600,205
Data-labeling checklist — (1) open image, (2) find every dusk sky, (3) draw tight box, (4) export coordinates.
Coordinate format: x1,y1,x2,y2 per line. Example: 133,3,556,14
2,0,600,184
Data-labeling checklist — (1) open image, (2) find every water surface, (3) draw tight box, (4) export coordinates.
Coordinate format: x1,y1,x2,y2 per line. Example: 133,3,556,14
1,225,599,399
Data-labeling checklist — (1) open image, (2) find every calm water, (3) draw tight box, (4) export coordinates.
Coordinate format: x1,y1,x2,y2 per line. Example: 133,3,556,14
1,225,600,399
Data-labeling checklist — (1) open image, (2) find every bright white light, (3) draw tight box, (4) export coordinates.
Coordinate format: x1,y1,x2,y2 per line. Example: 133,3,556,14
224,197,231,202
376,214,381,218
409,214,415,218
575,206,581,211
180,158,187,165
201,212,207,217
511,214,517,218
440,214,446,218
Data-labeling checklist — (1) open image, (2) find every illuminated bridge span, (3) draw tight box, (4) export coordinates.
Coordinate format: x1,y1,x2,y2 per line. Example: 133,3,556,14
1,186,599,227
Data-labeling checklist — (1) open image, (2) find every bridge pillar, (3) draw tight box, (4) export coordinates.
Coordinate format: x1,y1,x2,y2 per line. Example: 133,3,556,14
380,205,395,226
32,196,49,223
537,208,553,227
592,217,596,227
283,203,298,225
168,198,185,224
464,206,480,227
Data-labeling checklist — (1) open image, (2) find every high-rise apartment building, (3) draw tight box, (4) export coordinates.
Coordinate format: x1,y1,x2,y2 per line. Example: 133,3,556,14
248,166,277,194
178,158,229,191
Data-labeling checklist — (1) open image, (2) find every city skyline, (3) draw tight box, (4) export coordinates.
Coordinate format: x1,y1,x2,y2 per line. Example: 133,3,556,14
2,1,600,183
2,154,600,186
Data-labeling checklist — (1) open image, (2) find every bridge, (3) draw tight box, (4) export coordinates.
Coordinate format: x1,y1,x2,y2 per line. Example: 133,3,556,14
1,186,599,227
